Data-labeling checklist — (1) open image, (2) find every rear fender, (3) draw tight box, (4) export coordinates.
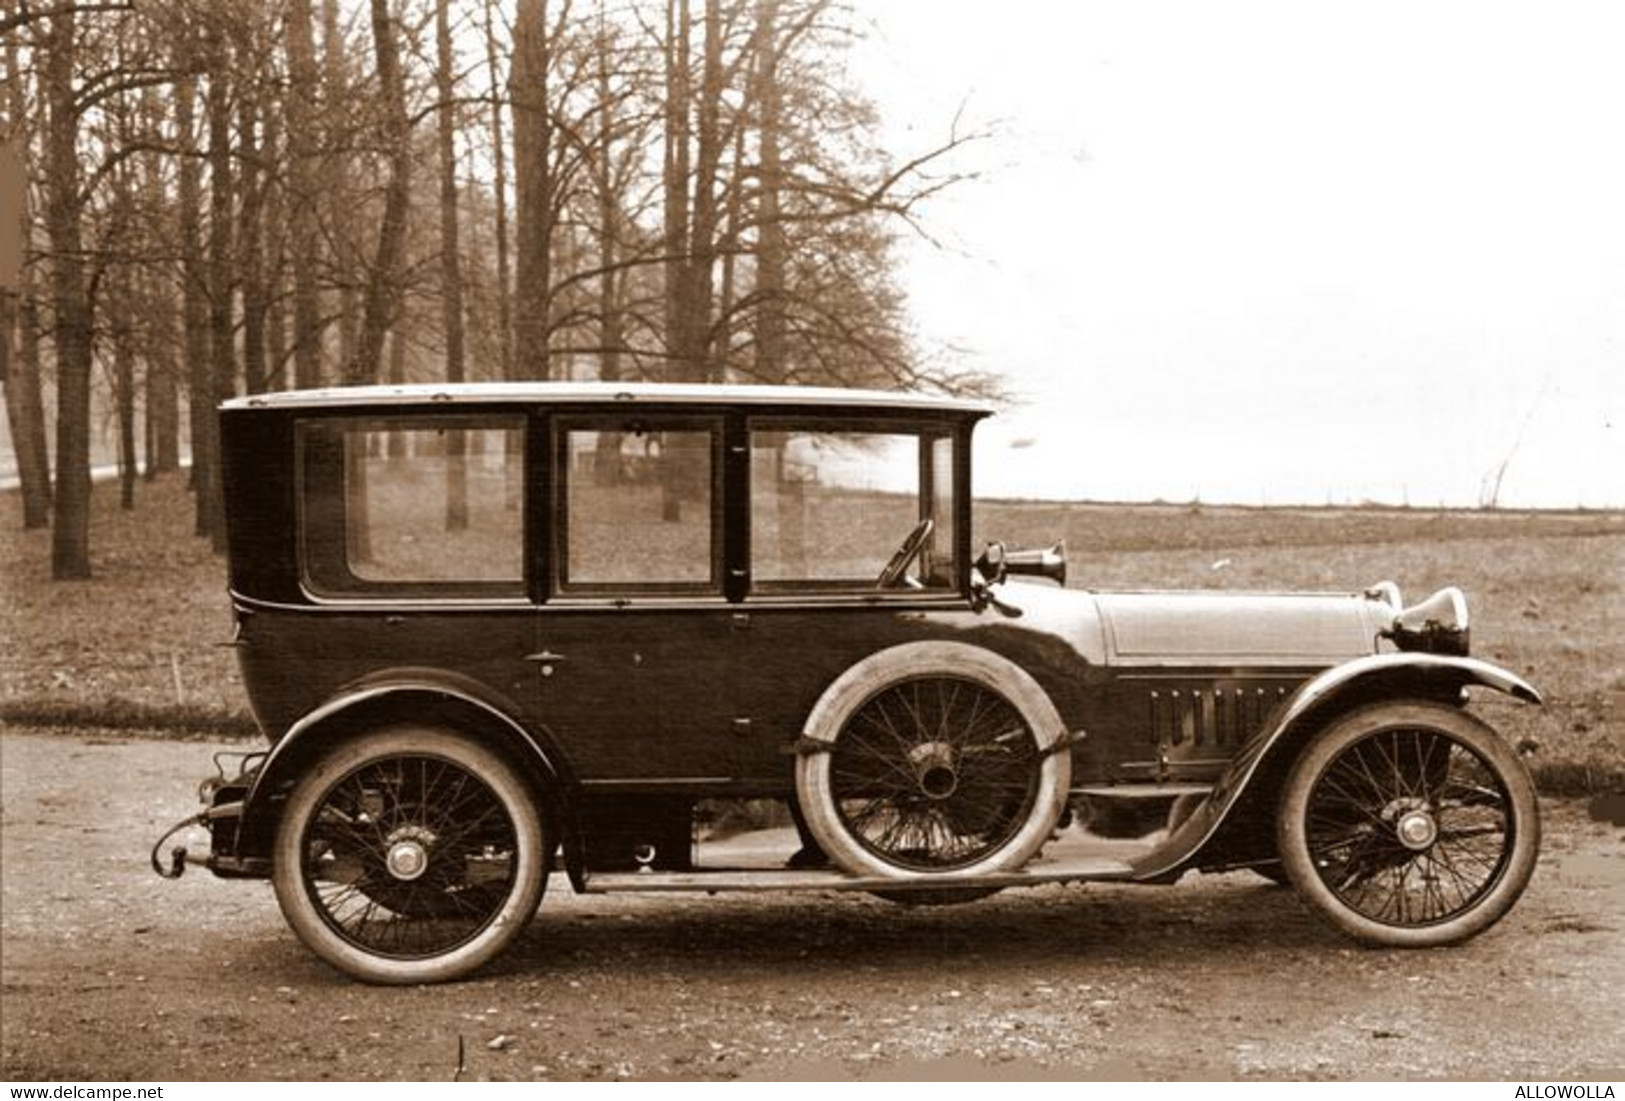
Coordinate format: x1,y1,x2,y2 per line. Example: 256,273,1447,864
1131,653,1540,880
231,673,584,890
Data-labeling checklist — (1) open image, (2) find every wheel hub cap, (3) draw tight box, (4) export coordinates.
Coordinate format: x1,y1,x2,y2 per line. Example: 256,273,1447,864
386,839,430,881
1396,810,1438,851
908,742,959,798
920,765,959,799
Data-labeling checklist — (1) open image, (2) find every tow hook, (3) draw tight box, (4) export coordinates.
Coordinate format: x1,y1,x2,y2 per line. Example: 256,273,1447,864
149,801,244,879
150,812,205,879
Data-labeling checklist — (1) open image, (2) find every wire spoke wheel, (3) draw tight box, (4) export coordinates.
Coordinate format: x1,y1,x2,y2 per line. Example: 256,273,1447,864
273,727,547,984
831,677,1040,871
1277,701,1538,947
797,641,1071,883
302,755,519,957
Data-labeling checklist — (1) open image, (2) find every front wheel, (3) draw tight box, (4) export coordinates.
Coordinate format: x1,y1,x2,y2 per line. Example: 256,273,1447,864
1277,701,1539,947
271,726,547,984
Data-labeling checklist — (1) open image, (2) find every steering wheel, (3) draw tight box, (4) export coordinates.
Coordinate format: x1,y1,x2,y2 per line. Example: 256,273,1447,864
875,518,934,589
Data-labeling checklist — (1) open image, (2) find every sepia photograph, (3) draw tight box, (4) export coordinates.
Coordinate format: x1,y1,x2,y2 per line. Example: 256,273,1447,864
2,0,1621,1086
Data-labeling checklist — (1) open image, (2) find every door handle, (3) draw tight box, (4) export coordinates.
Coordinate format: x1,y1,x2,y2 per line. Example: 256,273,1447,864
524,650,568,663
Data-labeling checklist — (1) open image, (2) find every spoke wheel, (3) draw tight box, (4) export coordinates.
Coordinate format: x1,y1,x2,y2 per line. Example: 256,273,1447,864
1277,701,1538,947
832,678,1040,870
797,642,1071,881
272,727,546,984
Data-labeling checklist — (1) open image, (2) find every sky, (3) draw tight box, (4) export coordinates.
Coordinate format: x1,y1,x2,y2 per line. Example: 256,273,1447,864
852,1,1624,508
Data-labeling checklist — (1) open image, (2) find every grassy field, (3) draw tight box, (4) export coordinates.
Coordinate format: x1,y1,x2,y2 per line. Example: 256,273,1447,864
3,476,1621,789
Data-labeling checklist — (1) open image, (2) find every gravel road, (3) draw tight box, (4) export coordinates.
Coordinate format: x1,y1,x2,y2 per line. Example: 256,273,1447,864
2,730,1621,1082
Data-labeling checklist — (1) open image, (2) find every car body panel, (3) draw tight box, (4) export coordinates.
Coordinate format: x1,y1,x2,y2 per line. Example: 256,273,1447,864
1096,591,1392,665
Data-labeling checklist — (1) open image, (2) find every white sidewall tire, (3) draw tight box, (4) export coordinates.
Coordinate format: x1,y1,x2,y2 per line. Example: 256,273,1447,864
1276,701,1540,948
271,726,547,984
796,641,1072,879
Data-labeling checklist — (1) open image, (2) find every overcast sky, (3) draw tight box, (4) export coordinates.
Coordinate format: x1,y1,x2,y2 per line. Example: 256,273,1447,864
853,1,1623,508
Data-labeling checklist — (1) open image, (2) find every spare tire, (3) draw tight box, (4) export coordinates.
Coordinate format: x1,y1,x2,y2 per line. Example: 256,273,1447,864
795,641,1072,880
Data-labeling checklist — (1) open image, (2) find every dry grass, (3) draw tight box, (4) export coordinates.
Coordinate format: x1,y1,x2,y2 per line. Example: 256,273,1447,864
3,478,1620,788
1,476,244,727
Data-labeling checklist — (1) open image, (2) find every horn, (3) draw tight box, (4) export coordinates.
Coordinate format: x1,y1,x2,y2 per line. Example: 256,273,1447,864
1004,540,1067,587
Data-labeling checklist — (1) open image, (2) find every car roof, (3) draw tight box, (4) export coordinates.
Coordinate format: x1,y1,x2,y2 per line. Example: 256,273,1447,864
221,381,994,417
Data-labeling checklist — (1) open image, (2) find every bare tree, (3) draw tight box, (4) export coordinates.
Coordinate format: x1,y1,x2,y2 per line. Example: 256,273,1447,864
437,0,467,529
346,0,412,386
42,4,96,577
2,3,52,528
511,0,557,380
174,63,214,533
138,84,180,474
202,16,235,549
482,0,514,383
285,0,324,389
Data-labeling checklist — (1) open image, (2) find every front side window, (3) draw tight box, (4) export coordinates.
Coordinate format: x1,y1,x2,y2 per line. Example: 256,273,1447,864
299,415,525,596
750,424,958,592
558,420,719,593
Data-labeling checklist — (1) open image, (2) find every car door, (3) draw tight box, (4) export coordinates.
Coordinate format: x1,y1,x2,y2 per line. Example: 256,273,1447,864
723,420,971,782
278,412,541,733
531,412,740,785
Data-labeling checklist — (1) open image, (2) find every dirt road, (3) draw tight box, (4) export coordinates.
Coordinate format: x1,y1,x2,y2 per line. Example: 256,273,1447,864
2,731,1621,1082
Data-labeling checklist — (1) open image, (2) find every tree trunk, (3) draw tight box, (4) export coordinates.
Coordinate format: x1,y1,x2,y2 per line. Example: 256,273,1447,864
591,19,625,485
512,0,553,380
175,72,213,525
204,23,235,551
594,22,623,386
285,0,323,390
139,88,180,475
237,68,266,394
484,0,514,385
2,23,50,527
112,274,137,509
753,0,786,383
437,0,468,530
141,262,181,476
3,285,52,526
262,66,288,392
348,0,411,386
323,0,359,379
43,6,93,578
686,0,723,380
662,0,692,385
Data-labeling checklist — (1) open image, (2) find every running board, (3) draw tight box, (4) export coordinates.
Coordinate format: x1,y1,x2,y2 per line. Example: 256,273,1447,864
1074,783,1214,799
582,856,1138,895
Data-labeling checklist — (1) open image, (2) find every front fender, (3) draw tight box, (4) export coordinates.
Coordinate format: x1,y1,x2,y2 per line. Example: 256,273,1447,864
1131,652,1541,881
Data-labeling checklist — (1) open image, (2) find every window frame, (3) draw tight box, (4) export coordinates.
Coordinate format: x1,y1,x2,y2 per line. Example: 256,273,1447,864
741,416,967,600
294,412,530,603
550,413,727,600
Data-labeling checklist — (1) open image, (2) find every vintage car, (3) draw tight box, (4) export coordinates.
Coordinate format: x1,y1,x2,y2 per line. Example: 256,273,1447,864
153,382,1542,984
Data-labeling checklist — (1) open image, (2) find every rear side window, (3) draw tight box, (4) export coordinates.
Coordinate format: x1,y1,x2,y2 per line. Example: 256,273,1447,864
298,415,526,597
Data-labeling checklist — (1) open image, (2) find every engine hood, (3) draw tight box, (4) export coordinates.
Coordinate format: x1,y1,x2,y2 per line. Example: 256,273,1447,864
1092,590,1392,667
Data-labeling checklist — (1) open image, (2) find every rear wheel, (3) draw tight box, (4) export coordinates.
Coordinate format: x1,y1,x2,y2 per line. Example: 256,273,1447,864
271,726,547,984
797,642,1071,883
1277,701,1538,947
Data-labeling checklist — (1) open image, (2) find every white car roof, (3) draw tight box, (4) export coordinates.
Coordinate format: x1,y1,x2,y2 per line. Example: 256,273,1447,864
222,381,994,417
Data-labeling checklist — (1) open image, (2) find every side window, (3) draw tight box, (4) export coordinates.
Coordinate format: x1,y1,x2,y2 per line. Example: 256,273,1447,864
558,419,719,592
749,425,957,591
299,415,526,596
